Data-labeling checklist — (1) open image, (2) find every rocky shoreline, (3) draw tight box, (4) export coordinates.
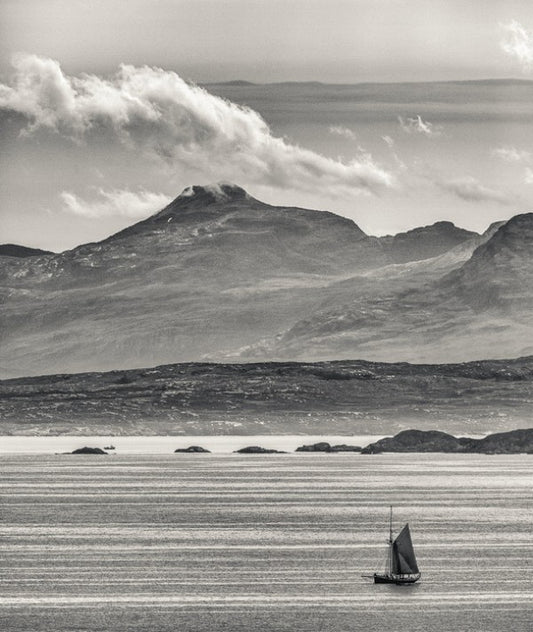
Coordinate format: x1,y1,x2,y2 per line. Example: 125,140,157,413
361,428,533,454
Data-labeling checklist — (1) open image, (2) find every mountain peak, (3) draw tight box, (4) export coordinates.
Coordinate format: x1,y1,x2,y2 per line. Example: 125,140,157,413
176,182,250,204
477,212,533,255
443,212,533,310
105,183,256,241
381,220,477,264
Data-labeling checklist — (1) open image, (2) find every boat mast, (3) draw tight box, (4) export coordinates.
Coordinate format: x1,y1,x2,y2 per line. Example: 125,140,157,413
388,505,393,576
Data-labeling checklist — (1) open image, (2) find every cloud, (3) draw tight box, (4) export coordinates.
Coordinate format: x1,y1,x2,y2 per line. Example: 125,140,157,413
60,188,171,218
492,146,532,163
0,53,393,197
437,176,511,205
329,125,357,140
500,20,533,71
398,115,442,137
491,146,533,183
381,135,395,148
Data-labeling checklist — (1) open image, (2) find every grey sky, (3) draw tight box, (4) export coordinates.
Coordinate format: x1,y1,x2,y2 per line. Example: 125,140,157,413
1,0,533,250
1,0,532,82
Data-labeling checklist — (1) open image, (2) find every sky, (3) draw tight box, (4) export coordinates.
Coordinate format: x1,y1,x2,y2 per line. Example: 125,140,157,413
1,0,533,250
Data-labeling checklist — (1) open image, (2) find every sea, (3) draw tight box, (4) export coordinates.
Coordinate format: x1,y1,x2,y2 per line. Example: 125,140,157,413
1,443,532,631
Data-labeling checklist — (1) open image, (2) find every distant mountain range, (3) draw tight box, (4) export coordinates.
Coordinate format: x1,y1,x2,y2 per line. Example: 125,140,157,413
1,183,532,378
204,79,533,87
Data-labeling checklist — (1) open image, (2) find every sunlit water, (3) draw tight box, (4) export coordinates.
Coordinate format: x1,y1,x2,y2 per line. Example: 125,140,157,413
1,453,532,631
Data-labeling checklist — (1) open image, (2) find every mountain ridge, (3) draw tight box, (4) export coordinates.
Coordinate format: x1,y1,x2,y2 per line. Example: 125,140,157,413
1,184,531,378
0,244,54,258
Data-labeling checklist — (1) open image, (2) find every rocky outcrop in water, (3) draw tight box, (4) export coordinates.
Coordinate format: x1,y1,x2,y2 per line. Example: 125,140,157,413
361,428,533,454
71,447,108,454
235,446,286,454
328,444,362,452
174,446,211,453
296,442,361,452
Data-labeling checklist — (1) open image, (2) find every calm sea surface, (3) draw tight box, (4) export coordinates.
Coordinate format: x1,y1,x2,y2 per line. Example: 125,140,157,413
1,453,532,631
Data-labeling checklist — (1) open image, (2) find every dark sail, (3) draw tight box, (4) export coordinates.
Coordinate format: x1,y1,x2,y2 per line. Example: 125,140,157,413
391,524,419,575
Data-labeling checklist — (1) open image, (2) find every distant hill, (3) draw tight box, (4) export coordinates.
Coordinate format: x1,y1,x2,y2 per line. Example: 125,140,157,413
1,356,532,436
0,244,53,258
379,221,477,263
0,183,531,378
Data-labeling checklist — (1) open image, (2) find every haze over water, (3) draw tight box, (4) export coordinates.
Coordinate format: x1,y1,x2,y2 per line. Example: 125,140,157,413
1,453,531,631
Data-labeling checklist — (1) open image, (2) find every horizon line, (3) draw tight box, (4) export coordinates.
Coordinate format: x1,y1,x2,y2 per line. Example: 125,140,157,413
201,77,533,87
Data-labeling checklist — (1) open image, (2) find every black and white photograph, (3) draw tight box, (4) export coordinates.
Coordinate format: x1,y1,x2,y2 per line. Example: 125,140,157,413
1,1,532,630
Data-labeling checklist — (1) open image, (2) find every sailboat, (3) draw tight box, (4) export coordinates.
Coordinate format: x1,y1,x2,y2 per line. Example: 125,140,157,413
372,506,421,585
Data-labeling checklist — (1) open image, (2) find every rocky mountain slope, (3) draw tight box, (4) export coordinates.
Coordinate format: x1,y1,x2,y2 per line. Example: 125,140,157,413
256,213,533,363
0,356,531,435
1,183,531,378
380,221,477,263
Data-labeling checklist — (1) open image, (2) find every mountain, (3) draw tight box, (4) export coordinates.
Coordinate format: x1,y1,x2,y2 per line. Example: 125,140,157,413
1,356,531,436
0,183,531,378
103,183,387,276
379,221,477,263
0,244,53,258
0,184,387,377
256,213,533,363
441,213,533,312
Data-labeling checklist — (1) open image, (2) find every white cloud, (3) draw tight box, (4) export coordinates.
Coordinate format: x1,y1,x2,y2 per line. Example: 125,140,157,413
398,115,442,137
524,168,533,184
0,53,393,197
381,135,395,148
437,176,511,205
60,188,171,218
500,20,533,71
329,125,357,140
492,146,532,163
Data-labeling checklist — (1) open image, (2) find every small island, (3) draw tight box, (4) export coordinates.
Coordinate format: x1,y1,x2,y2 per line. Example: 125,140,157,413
174,446,211,453
296,441,361,452
71,447,108,455
234,446,286,454
361,428,533,454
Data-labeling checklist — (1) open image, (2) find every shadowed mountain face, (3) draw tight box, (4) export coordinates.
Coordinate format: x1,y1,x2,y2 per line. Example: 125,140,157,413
380,221,477,264
0,244,53,258
0,184,531,378
442,213,533,312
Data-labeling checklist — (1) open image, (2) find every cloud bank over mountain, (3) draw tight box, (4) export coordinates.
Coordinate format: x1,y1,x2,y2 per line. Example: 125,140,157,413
0,54,393,197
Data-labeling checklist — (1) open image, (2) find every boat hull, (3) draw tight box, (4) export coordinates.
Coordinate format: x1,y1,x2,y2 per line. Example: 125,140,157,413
373,573,420,585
